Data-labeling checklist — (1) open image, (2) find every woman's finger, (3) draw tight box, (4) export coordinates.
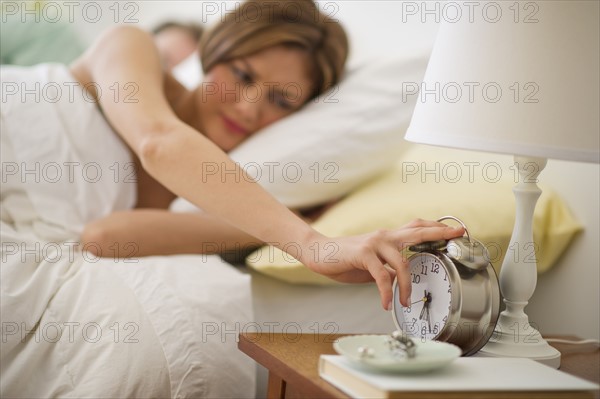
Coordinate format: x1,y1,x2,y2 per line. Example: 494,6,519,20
364,254,394,310
377,244,411,307
396,225,464,250
402,218,451,229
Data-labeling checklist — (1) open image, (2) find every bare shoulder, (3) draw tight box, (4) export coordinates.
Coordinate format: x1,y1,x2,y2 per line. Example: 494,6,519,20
68,24,178,155
70,26,152,79
74,25,153,63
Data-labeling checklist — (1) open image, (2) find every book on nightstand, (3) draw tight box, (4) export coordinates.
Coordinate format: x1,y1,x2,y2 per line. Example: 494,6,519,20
318,355,599,399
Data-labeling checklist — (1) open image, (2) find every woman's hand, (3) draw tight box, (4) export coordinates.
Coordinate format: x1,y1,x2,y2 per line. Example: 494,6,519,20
298,219,465,311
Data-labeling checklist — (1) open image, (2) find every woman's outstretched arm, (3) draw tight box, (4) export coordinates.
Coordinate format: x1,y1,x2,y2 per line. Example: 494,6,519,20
71,26,312,247
70,26,464,309
81,209,262,258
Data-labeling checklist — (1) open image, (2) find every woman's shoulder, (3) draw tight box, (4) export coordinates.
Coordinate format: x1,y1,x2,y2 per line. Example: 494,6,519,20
91,25,154,48
69,25,153,69
69,25,159,79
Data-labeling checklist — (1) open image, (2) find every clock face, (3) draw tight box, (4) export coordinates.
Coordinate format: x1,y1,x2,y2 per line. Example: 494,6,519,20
393,253,453,340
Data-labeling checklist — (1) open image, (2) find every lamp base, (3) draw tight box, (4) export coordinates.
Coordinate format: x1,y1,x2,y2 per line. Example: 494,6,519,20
477,322,561,368
475,156,560,369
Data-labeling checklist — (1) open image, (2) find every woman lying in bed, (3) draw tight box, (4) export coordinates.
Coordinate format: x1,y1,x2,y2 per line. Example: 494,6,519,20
4,0,464,311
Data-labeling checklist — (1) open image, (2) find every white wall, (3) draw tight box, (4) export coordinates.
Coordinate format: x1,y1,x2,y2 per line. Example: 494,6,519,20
527,161,600,340
70,1,441,64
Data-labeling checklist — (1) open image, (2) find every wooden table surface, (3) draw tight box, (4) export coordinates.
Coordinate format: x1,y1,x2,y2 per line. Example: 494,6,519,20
238,333,600,399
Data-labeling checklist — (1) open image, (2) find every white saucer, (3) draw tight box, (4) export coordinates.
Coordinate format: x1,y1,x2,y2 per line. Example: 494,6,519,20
333,334,461,373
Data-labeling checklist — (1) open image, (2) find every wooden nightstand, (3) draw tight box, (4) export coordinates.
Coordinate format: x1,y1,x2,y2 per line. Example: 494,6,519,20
238,333,599,399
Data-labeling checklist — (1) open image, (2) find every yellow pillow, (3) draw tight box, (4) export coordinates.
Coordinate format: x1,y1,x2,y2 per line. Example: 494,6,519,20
246,145,582,285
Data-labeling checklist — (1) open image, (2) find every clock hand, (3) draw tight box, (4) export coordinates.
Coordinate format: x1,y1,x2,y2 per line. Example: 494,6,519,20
426,304,432,333
424,291,433,333
411,295,427,306
419,290,428,320
419,302,426,320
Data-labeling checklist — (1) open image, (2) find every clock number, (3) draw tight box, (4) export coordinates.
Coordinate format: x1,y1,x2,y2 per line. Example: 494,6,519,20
406,321,417,335
402,319,418,336
431,263,440,274
433,324,439,335
412,274,421,284
420,264,428,275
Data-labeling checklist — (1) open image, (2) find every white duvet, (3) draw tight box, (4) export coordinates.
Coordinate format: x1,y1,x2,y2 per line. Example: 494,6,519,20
0,64,255,398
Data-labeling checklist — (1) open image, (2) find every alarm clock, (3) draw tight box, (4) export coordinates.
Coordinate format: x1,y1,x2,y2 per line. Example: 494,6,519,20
392,216,501,356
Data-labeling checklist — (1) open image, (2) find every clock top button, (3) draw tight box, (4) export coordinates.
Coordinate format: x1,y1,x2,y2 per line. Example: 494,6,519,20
446,236,490,271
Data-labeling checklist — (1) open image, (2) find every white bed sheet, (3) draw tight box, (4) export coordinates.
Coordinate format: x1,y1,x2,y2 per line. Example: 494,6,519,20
104,254,257,398
0,63,255,398
1,227,257,398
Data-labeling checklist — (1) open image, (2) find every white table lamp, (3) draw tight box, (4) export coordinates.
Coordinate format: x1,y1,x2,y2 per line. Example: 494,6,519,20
405,1,599,368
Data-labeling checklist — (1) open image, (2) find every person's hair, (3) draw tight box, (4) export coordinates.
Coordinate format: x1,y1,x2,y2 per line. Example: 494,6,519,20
199,0,348,100
152,21,204,42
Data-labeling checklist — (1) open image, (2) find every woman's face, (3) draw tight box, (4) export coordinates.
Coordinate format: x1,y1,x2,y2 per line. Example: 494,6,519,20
196,45,314,151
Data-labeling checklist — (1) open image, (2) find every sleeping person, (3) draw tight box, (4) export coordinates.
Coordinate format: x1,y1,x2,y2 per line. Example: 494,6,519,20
152,21,204,72
1,1,464,394
1,10,200,73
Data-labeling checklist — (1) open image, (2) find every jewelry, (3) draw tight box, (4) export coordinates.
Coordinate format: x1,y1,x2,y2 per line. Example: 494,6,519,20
387,330,417,359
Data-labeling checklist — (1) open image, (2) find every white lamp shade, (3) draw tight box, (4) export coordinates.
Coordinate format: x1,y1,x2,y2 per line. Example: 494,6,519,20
405,1,599,163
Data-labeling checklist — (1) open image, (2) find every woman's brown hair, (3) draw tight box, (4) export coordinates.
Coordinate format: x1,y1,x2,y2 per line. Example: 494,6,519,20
199,0,348,100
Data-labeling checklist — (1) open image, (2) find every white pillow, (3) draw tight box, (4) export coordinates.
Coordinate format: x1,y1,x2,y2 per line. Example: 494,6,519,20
170,52,433,212
171,51,202,90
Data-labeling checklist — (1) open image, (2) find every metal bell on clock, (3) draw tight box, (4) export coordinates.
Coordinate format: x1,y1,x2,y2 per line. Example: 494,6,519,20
438,216,490,271
446,236,490,271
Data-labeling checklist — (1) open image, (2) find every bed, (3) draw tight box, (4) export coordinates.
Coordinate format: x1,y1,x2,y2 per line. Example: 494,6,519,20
2,2,597,398
0,59,399,398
